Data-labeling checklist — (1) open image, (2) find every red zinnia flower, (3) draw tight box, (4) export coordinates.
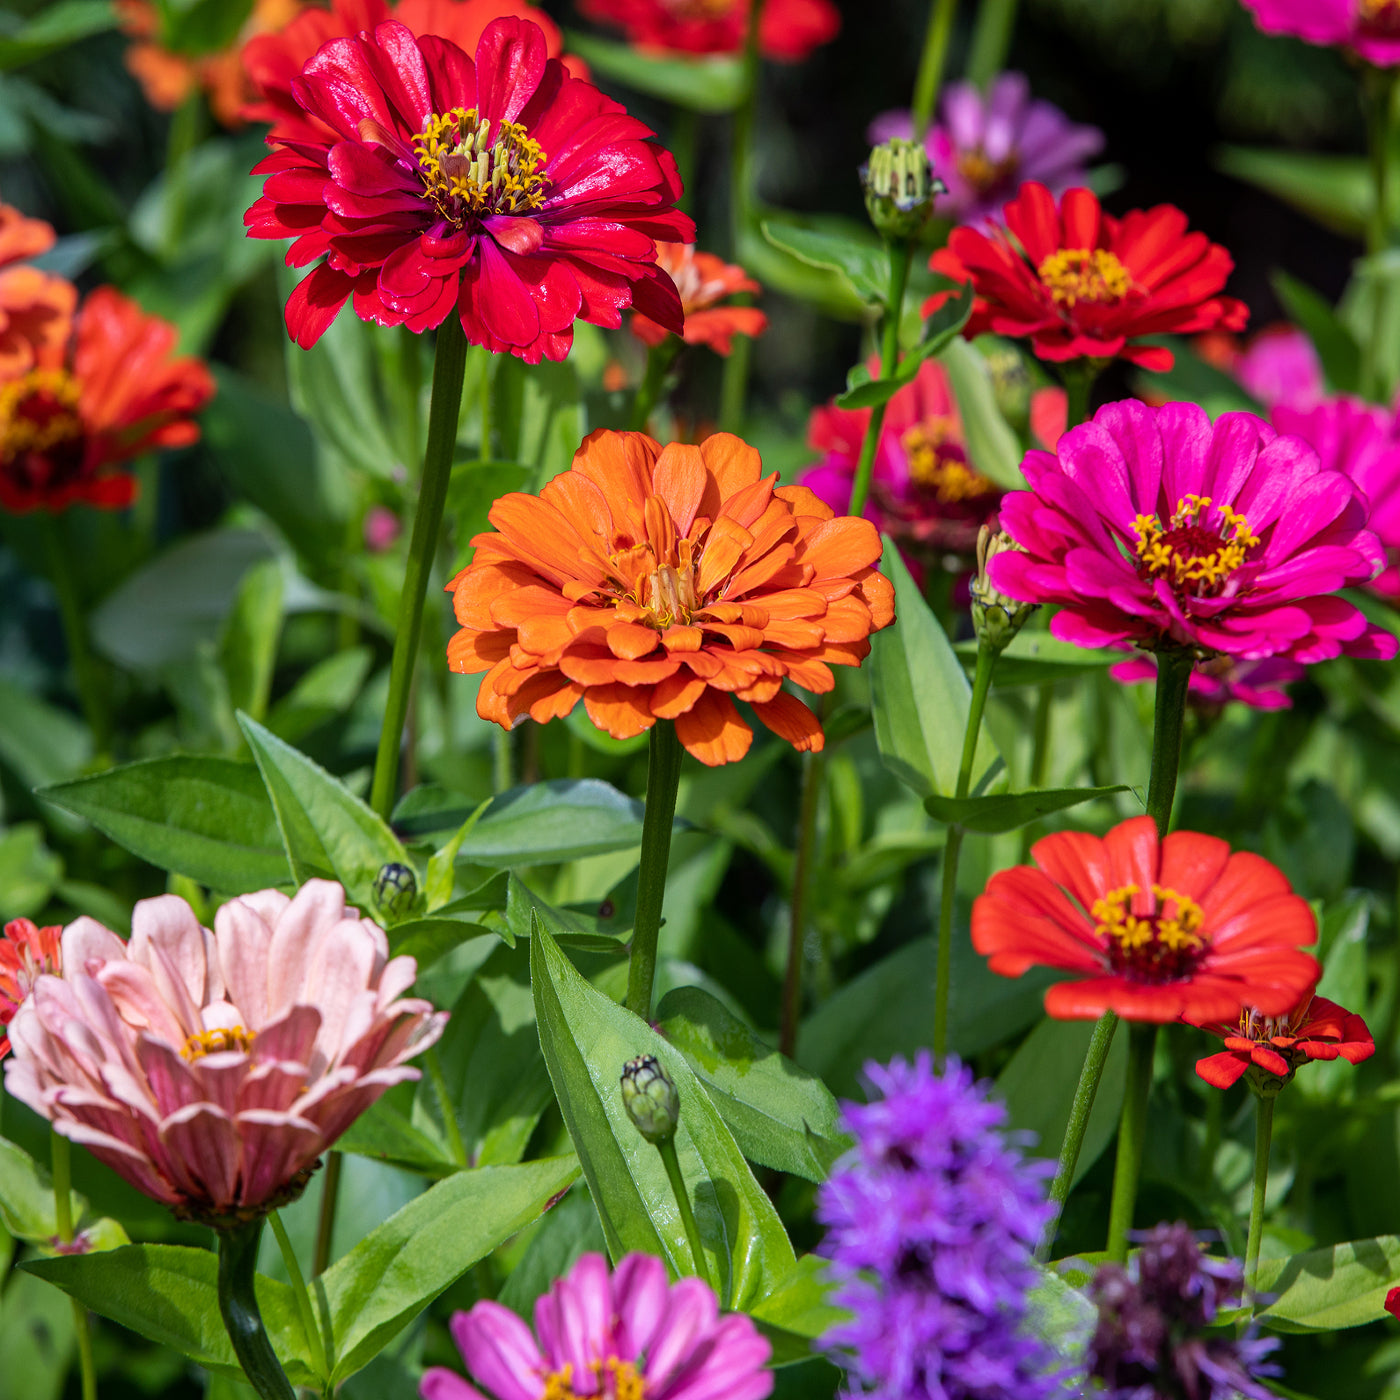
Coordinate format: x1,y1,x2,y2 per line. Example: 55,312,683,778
0,205,76,378
926,183,1248,372
246,17,692,359
631,243,767,356
0,918,61,1058
577,0,839,62
971,816,1320,1023
0,286,214,514
1192,994,1374,1091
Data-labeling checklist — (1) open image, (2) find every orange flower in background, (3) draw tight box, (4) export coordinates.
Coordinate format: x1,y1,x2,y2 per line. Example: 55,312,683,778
1192,995,1374,1091
0,205,76,377
632,243,768,356
447,430,894,765
0,287,214,513
0,918,61,1059
578,0,839,62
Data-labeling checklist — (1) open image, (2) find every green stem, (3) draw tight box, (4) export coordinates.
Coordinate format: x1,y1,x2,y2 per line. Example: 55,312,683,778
1145,649,1194,836
43,514,111,756
268,1210,329,1383
672,107,699,215
657,1135,712,1291
630,338,681,431
966,0,1020,89
848,242,914,518
425,1045,468,1167
217,1221,296,1400
624,721,685,1020
1061,363,1096,431
780,748,824,1058
369,316,469,821
1364,67,1399,400
1019,679,1054,860
1244,1092,1275,1290
477,348,493,460
1105,1022,1157,1263
311,1152,341,1278
910,0,960,138
51,1130,98,1400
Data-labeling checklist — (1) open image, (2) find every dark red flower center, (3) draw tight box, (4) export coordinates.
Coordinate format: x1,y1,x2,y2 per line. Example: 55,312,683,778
1037,247,1132,310
0,368,83,464
412,108,550,225
902,420,995,505
1131,493,1259,596
1360,0,1400,37
181,1026,255,1062
956,146,1019,193
1093,882,1209,983
542,1357,646,1400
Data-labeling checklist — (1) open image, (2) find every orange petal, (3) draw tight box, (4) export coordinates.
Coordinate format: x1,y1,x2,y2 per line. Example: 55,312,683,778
653,442,708,536
447,628,512,674
541,468,615,545
775,483,835,521
752,692,825,752
475,657,514,725
505,671,583,724
661,624,703,652
717,473,777,531
652,672,708,719
694,516,753,597
606,620,662,660
798,516,883,579
697,433,764,517
572,429,658,542
726,543,796,600
584,682,655,740
674,688,752,767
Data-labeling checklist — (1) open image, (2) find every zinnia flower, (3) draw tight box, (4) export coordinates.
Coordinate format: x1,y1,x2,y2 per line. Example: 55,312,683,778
245,16,693,358
926,183,1248,372
631,243,767,356
0,205,76,378
1192,994,1375,1091
1239,0,1400,66
0,918,61,1059
1110,653,1306,712
971,815,1320,1022
0,285,214,514
869,74,1104,228
1196,323,1324,412
446,428,894,765
816,1054,1065,1400
420,1251,773,1400
989,399,1397,666
577,0,839,62
2,880,445,1225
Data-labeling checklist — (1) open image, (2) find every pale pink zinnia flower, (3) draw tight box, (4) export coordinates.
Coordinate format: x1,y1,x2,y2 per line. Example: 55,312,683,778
420,1252,774,1400
3,880,445,1224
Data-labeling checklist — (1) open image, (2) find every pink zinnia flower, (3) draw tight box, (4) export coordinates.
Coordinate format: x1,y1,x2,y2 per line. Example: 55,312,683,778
1235,325,1324,412
420,1251,773,1400
3,880,445,1225
1239,0,1400,67
991,399,1397,665
1111,653,1306,711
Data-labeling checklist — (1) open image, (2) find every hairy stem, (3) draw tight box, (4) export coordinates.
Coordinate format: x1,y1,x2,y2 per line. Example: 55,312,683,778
657,1135,712,1291
630,338,681,432
1245,1092,1276,1291
1145,649,1194,836
1106,1022,1157,1262
311,1153,341,1278
52,1131,97,1400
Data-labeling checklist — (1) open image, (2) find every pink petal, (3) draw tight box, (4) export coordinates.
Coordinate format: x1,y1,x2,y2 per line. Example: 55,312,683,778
451,1301,545,1400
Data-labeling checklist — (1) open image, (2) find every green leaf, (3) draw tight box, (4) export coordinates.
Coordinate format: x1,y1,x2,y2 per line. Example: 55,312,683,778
319,1156,581,1382
1027,1263,1096,1356
1253,1236,1400,1332
1216,146,1371,241
1135,337,1261,418
835,283,975,409
38,756,288,893
870,541,1001,799
385,916,495,971
655,987,849,1182
447,461,531,563
426,799,492,910
939,339,1026,491
265,648,374,745
759,216,891,307
155,0,253,55
334,1086,458,1178
0,824,62,919
0,1270,75,1400
749,1254,846,1365
507,874,633,952
0,1,116,70
0,678,92,788
0,1136,84,1245
924,785,1129,834
1271,269,1362,396
954,633,1124,688
563,31,744,112
530,921,796,1308
221,558,284,724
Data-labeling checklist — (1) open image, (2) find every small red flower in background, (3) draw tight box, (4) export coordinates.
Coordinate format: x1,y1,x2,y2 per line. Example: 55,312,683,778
245,17,693,360
631,243,767,356
1192,994,1375,1091
0,205,77,378
578,0,839,62
971,815,1320,1023
0,287,214,514
0,918,61,1058
926,183,1248,372
1389,1287,1400,1322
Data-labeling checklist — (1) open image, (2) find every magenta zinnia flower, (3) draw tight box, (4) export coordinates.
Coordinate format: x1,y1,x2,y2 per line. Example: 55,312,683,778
420,1251,773,1400
992,399,1397,665
1234,324,1323,412
1239,0,1400,66
3,880,445,1225
245,16,694,358
1111,653,1306,711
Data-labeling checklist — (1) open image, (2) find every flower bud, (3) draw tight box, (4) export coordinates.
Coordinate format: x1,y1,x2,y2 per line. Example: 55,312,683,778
620,1054,679,1144
861,138,944,241
971,524,1038,652
373,862,418,923
981,343,1031,427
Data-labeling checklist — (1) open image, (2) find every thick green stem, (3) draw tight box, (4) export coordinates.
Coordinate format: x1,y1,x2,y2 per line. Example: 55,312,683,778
630,338,681,431
657,1135,712,1291
1244,1092,1275,1290
624,722,685,1020
910,0,960,138
1145,649,1194,836
1061,363,1096,431
966,0,1020,89
1106,1022,1157,1262
1364,68,1399,400
217,1221,297,1400
672,107,699,215
268,1209,329,1383
780,748,824,1057
43,514,111,756
51,1131,97,1400
311,1152,341,1278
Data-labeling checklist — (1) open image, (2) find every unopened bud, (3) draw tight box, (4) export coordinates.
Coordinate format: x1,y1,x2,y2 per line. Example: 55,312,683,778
373,862,418,923
861,139,944,241
971,525,1038,652
620,1054,679,1144
981,343,1031,426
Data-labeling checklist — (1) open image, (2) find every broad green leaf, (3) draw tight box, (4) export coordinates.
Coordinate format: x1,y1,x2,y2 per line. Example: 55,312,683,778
739,217,868,322
1216,146,1371,241
447,461,531,564
749,1254,846,1365
0,824,62,919
507,874,633,951
38,756,288,892
531,922,796,1308
385,915,494,970
0,1270,74,1400
266,647,374,745
1027,1263,1096,1356
834,283,975,410
221,558,284,725
0,1,116,70
939,338,1025,490
1271,269,1362,396
924,785,1129,834
494,1187,609,1319
1254,1236,1400,1332
870,541,1001,799
0,1136,84,1244
760,215,891,307
954,633,1124,688
564,31,744,111
319,1156,581,1381
655,987,849,1182
335,1085,458,1178
0,678,91,788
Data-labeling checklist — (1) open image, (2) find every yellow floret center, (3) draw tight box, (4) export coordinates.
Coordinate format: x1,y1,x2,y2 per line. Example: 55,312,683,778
902,420,996,504
181,1026,255,1061
1093,883,1208,982
1131,493,1260,594
0,368,82,460
1037,248,1132,309
413,107,549,223
542,1358,647,1400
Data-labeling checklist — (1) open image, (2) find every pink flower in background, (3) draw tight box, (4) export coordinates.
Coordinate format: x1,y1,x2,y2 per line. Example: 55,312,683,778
421,1251,773,1400
869,74,1104,227
1238,0,1400,66
4,880,445,1224
1111,653,1306,711
991,399,1396,665
364,504,403,553
1236,325,1324,411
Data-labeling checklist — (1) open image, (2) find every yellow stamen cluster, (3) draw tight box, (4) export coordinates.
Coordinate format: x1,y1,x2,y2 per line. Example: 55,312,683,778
956,147,1019,193
1132,493,1260,593
413,108,549,223
1037,248,1132,309
181,1026,255,1062
1093,883,1208,981
0,368,82,459
542,1358,646,1400
903,421,996,504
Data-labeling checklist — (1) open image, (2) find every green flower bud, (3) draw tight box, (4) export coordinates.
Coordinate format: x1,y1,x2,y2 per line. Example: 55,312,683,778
373,862,418,923
861,139,944,241
971,525,1038,653
981,342,1031,427
620,1054,679,1145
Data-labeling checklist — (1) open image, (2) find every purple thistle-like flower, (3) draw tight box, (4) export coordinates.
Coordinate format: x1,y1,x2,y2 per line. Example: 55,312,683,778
1087,1222,1282,1400
816,1053,1065,1400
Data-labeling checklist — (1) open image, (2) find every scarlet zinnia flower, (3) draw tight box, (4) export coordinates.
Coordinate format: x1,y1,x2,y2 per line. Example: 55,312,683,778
3,881,445,1224
990,399,1397,666
578,0,839,62
926,184,1248,372
446,429,894,765
631,243,767,356
0,286,214,514
1240,0,1400,65
971,816,1320,1022
0,918,61,1059
245,16,692,358
0,205,75,378
1193,994,1375,1091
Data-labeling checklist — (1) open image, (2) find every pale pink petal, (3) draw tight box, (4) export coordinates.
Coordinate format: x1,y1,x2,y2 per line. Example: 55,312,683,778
160,1102,241,1207
61,917,126,976
128,894,215,1012
267,880,347,1016
214,895,274,1029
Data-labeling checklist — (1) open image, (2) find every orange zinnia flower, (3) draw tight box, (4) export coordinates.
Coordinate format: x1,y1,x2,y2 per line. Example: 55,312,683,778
0,205,75,378
632,244,768,357
447,430,894,765
0,917,61,1058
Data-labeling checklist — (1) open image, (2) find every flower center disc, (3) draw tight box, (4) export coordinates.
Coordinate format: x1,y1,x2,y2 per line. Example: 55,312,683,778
181,1026,255,1061
413,108,549,224
542,1359,646,1400
1037,248,1132,309
1093,883,1208,983
902,421,995,504
660,0,734,16
0,368,82,462
1360,0,1400,36
1132,493,1260,595
956,146,1019,193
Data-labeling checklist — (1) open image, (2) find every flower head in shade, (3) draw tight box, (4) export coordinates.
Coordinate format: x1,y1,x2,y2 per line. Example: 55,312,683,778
577,0,839,62
870,74,1104,228
1192,994,1375,1093
0,205,76,378
420,1251,773,1400
0,285,214,514
926,184,1248,372
447,429,894,765
631,243,767,356
990,399,1397,666
816,1053,1064,1400
1087,1222,1281,1400
245,17,693,359
1239,0,1400,66
0,919,61,1059
972,815,1320,1022
1110,653,1306,712
3,880,445,1226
